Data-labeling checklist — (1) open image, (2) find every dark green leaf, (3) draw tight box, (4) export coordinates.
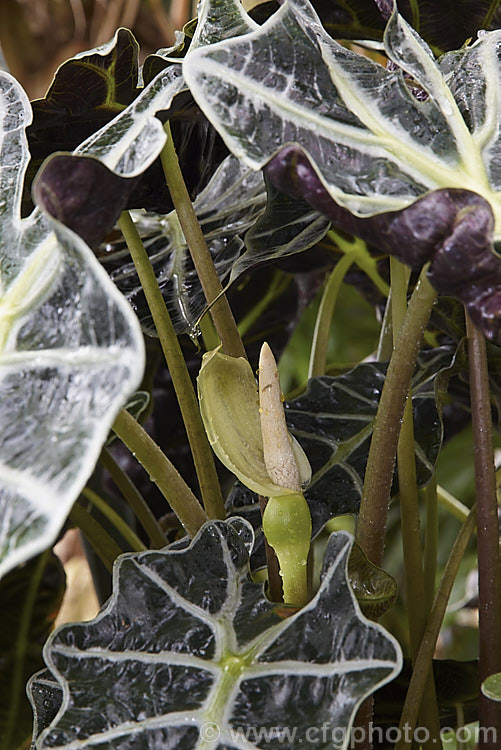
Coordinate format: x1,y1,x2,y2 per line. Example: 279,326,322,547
289,355,444,514
24,29,140,216
185,0,501,342
28,668,63,747
411,303,501,432
30,520,401,749
31,28,140,127
234,174,330,281
185,0,501,220
311,0,501,54
26,28,227,217
34,72,223,218
102,155,265,336
28,669,63,747
0,553,65,750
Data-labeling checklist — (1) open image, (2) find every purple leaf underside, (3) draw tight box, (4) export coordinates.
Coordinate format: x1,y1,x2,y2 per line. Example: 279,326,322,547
267,145,501,342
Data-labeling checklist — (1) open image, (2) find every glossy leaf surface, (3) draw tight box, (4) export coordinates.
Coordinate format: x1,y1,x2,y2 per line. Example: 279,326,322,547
31,519,401,749
72,64,185,181
28,29,223,219
184,0,501,232
101,155,326,336
185,0,501,342
235,174,330,282
190,0,258,48
0,73,144,579
102,155,264,335
29,669,63,748
28,0,266,221
33,6,329,334
142,0,257,81
268,148,501,342
31,29,140,123
24,29,141,216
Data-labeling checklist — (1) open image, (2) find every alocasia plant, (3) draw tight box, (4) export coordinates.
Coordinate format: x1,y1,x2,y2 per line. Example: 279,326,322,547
184,0,501,222
217,346,448,575
307,0,501,53
0,71,144,580
1,0,500,746
183,0,501,340
35,148,330,337
28,520,401,749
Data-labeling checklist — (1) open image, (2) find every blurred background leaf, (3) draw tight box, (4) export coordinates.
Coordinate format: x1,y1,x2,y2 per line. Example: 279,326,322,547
0,552,65,750
0,0,186,99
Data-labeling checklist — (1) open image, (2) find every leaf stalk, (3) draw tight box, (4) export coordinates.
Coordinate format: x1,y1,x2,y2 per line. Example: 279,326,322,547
160,122,246,359
100,448,167,549
309,253,355,378
81,487,147,553
390,258,440,744
356,268,437,566
118,210,225,520
422,480,439,612
69,504,124,572
112,408,209,537
465,312,501,745
396,507,477,749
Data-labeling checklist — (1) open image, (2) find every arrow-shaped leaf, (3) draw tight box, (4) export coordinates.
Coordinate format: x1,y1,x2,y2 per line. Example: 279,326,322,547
183,0,501,234
30,519,401,749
